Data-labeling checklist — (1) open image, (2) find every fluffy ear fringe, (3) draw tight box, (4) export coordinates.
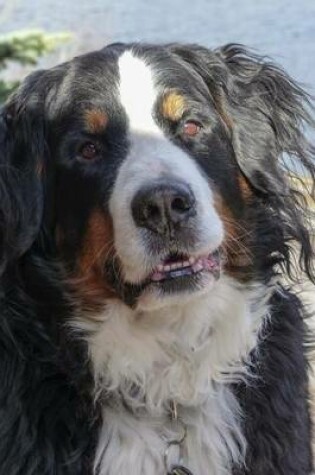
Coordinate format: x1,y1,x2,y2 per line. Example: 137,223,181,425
169,43,315,283
216,44,315,284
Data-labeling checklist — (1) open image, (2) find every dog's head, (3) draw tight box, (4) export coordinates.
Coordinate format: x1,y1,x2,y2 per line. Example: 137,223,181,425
1,43,314,310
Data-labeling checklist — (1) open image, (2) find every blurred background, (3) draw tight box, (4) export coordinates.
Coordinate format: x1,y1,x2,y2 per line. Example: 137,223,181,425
0,0,314,102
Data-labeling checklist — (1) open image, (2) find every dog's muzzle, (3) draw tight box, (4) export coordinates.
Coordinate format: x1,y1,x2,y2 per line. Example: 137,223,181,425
108,172,223,306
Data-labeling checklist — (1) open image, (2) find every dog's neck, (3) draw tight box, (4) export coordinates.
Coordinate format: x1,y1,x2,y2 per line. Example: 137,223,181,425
75,276,269,411
74,275,270,475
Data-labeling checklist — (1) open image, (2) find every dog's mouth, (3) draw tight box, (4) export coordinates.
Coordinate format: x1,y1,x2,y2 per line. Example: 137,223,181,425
149,250,221,283
105,249,221,307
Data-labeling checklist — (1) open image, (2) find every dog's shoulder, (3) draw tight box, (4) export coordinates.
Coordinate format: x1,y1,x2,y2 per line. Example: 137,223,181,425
234,287,313,475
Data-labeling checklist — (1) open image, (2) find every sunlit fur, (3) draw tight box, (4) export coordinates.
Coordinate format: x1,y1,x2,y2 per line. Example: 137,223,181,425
0,43,314,475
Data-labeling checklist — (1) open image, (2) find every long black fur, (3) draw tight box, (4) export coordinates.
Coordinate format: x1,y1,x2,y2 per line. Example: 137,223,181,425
233,289,312,475
0,43,314,474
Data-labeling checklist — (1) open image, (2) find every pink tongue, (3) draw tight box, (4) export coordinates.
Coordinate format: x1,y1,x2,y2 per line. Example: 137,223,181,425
150,253,220,282
151,271,165,282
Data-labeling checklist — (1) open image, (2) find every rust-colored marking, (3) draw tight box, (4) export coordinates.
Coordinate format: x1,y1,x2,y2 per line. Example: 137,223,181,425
79,210,113,273
214,191,253,280
85,109,108,134
161,92,186,121
214,192,238,244
238,173,253,201
72,210,118,310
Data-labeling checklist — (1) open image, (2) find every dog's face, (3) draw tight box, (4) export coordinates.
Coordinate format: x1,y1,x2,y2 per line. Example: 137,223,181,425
53,48,251,308
49,45,247,310
1,43,314,310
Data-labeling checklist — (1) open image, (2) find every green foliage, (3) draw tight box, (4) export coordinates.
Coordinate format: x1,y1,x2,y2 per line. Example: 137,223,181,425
0,30,71,103
0,80,18,103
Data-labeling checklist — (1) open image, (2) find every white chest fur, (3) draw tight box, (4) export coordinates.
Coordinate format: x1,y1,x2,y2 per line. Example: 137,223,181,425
74,276,269,475
94,384,244,475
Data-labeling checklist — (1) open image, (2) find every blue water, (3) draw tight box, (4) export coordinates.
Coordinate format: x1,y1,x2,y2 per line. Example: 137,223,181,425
0,0,315,88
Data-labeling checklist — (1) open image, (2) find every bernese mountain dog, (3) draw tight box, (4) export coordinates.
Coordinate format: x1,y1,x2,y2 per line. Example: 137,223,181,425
0,42,314,475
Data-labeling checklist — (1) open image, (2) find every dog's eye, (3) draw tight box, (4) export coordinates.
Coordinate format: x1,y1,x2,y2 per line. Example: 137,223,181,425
79,142,99,161
182,120,202,137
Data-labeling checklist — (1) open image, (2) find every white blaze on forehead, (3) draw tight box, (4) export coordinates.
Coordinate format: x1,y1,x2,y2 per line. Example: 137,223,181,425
118,51,160,134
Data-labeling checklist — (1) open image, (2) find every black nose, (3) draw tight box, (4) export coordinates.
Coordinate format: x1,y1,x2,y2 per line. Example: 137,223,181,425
131,180,196,236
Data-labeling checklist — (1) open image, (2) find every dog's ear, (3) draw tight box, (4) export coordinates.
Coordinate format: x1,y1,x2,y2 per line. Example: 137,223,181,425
169,43,315,193
168,43,315,281
212,44,315,195
213,45,315,282
0,71,46,275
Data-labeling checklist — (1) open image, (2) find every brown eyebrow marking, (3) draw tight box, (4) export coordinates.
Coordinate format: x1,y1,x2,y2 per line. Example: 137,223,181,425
161,92,186,121
85,109,108,133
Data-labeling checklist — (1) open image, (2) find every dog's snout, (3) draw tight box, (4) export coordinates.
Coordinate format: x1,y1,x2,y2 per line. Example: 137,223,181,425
131,181,196,235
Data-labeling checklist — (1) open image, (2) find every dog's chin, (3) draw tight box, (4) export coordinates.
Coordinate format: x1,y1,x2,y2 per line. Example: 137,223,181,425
136,269,220,312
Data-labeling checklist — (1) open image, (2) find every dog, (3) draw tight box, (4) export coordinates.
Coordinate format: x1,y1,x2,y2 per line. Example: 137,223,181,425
0,42,314,475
